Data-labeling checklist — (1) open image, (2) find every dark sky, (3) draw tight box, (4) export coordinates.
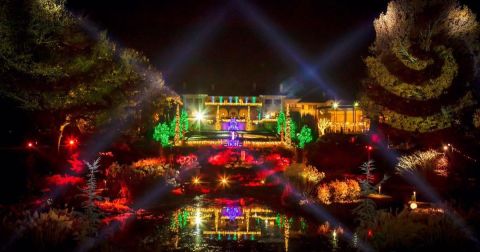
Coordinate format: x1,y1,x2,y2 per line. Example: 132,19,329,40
66,0,480,101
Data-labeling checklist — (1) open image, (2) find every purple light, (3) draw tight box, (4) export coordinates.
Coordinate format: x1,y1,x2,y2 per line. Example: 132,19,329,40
222,207,243,220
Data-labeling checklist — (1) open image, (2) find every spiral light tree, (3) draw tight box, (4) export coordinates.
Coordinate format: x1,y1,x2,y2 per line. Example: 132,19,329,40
361,0,480,138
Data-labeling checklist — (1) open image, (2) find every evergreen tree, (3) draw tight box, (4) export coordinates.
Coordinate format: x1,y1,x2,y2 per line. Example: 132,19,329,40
78,157,102,237
287,118,297,142
277,111,286,135
298,125,313,149
180,109,189,136
153,122,171,147
353,160,377,240
360,0,480,138
0,0,172,143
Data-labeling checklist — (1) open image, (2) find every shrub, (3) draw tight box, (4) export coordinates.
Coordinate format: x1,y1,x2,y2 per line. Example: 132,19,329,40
12,208,76,250
317,184,331,205
330,180,349,202
317,179,361,204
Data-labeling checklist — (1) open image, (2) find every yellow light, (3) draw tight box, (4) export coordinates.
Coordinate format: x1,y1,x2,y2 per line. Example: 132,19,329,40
194,111,205,121
195,209,202,225
332,102,339,109
192,176,201,185
443,145,448,151
410,202,417,210
219,175,229,186
354,102,359,107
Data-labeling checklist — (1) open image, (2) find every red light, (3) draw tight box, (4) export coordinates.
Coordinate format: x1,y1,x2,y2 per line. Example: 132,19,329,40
27,142,34,148
367,229,373,238
66,137,78,148
367,146,373,151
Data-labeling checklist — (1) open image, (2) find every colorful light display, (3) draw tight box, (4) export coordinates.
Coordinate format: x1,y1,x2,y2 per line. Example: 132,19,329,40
221,207,243,221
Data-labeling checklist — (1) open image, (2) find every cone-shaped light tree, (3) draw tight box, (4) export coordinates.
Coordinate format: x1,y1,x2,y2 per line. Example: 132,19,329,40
360,0,480,137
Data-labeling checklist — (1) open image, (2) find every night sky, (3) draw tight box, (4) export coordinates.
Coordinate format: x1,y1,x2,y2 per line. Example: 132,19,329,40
66,0,480,101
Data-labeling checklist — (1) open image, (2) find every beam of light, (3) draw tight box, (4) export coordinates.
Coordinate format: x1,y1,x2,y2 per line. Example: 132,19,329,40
3,9,181,251
362,130,479,246
155,4,230,83
254,162,374,252
279,22,372,96
234,0,338,98
75,151,207,252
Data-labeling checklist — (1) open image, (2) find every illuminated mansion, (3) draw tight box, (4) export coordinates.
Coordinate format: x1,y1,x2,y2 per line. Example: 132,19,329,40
182,93,369,134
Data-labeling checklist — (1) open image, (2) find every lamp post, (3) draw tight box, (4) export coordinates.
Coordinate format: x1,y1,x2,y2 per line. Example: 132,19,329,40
194,111,205,131
332,102,339,133
353,101,359,133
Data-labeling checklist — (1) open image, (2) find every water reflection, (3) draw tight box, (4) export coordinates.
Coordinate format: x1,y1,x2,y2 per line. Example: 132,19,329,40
167,200,307,251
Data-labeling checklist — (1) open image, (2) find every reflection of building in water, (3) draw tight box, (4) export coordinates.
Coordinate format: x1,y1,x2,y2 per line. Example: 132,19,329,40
171,205,307,251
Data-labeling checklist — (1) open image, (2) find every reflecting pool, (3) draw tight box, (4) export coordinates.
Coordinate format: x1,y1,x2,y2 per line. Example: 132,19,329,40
132,196,345,251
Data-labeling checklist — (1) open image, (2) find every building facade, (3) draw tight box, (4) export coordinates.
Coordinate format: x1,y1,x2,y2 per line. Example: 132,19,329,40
182,94,369,133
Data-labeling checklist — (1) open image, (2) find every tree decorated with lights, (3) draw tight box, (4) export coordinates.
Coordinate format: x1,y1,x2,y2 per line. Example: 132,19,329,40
317,118,332,136
153,122,171,147
298,125,313,149
0,0,173,144
180,109,189,135
288,118,297,142
277,111,286,135
360,0,480,137
173,104,181,144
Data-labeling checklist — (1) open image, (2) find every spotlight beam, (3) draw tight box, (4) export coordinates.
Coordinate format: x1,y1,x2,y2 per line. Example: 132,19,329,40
363,130,479,246
235,0,338,98
254,162,374,252
156,4,230,82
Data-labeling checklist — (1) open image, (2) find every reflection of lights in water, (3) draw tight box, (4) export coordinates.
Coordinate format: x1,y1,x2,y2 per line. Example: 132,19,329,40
195,208,202,226
284,216,290,252
352,232,358,248
331,229,338,249
169,205,310,249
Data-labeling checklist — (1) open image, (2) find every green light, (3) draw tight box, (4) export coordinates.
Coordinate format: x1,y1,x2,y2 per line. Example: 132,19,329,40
277,111,286,134
153,122,170,147
298,125,313,149
252,97,256,103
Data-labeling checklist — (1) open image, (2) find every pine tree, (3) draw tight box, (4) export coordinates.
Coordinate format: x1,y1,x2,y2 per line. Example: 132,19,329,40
353,160,377,240
360,0,480,138
180,109,189,136
0,0,172,142
277,111,286,135
287,118,297,142
78,157,102,237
